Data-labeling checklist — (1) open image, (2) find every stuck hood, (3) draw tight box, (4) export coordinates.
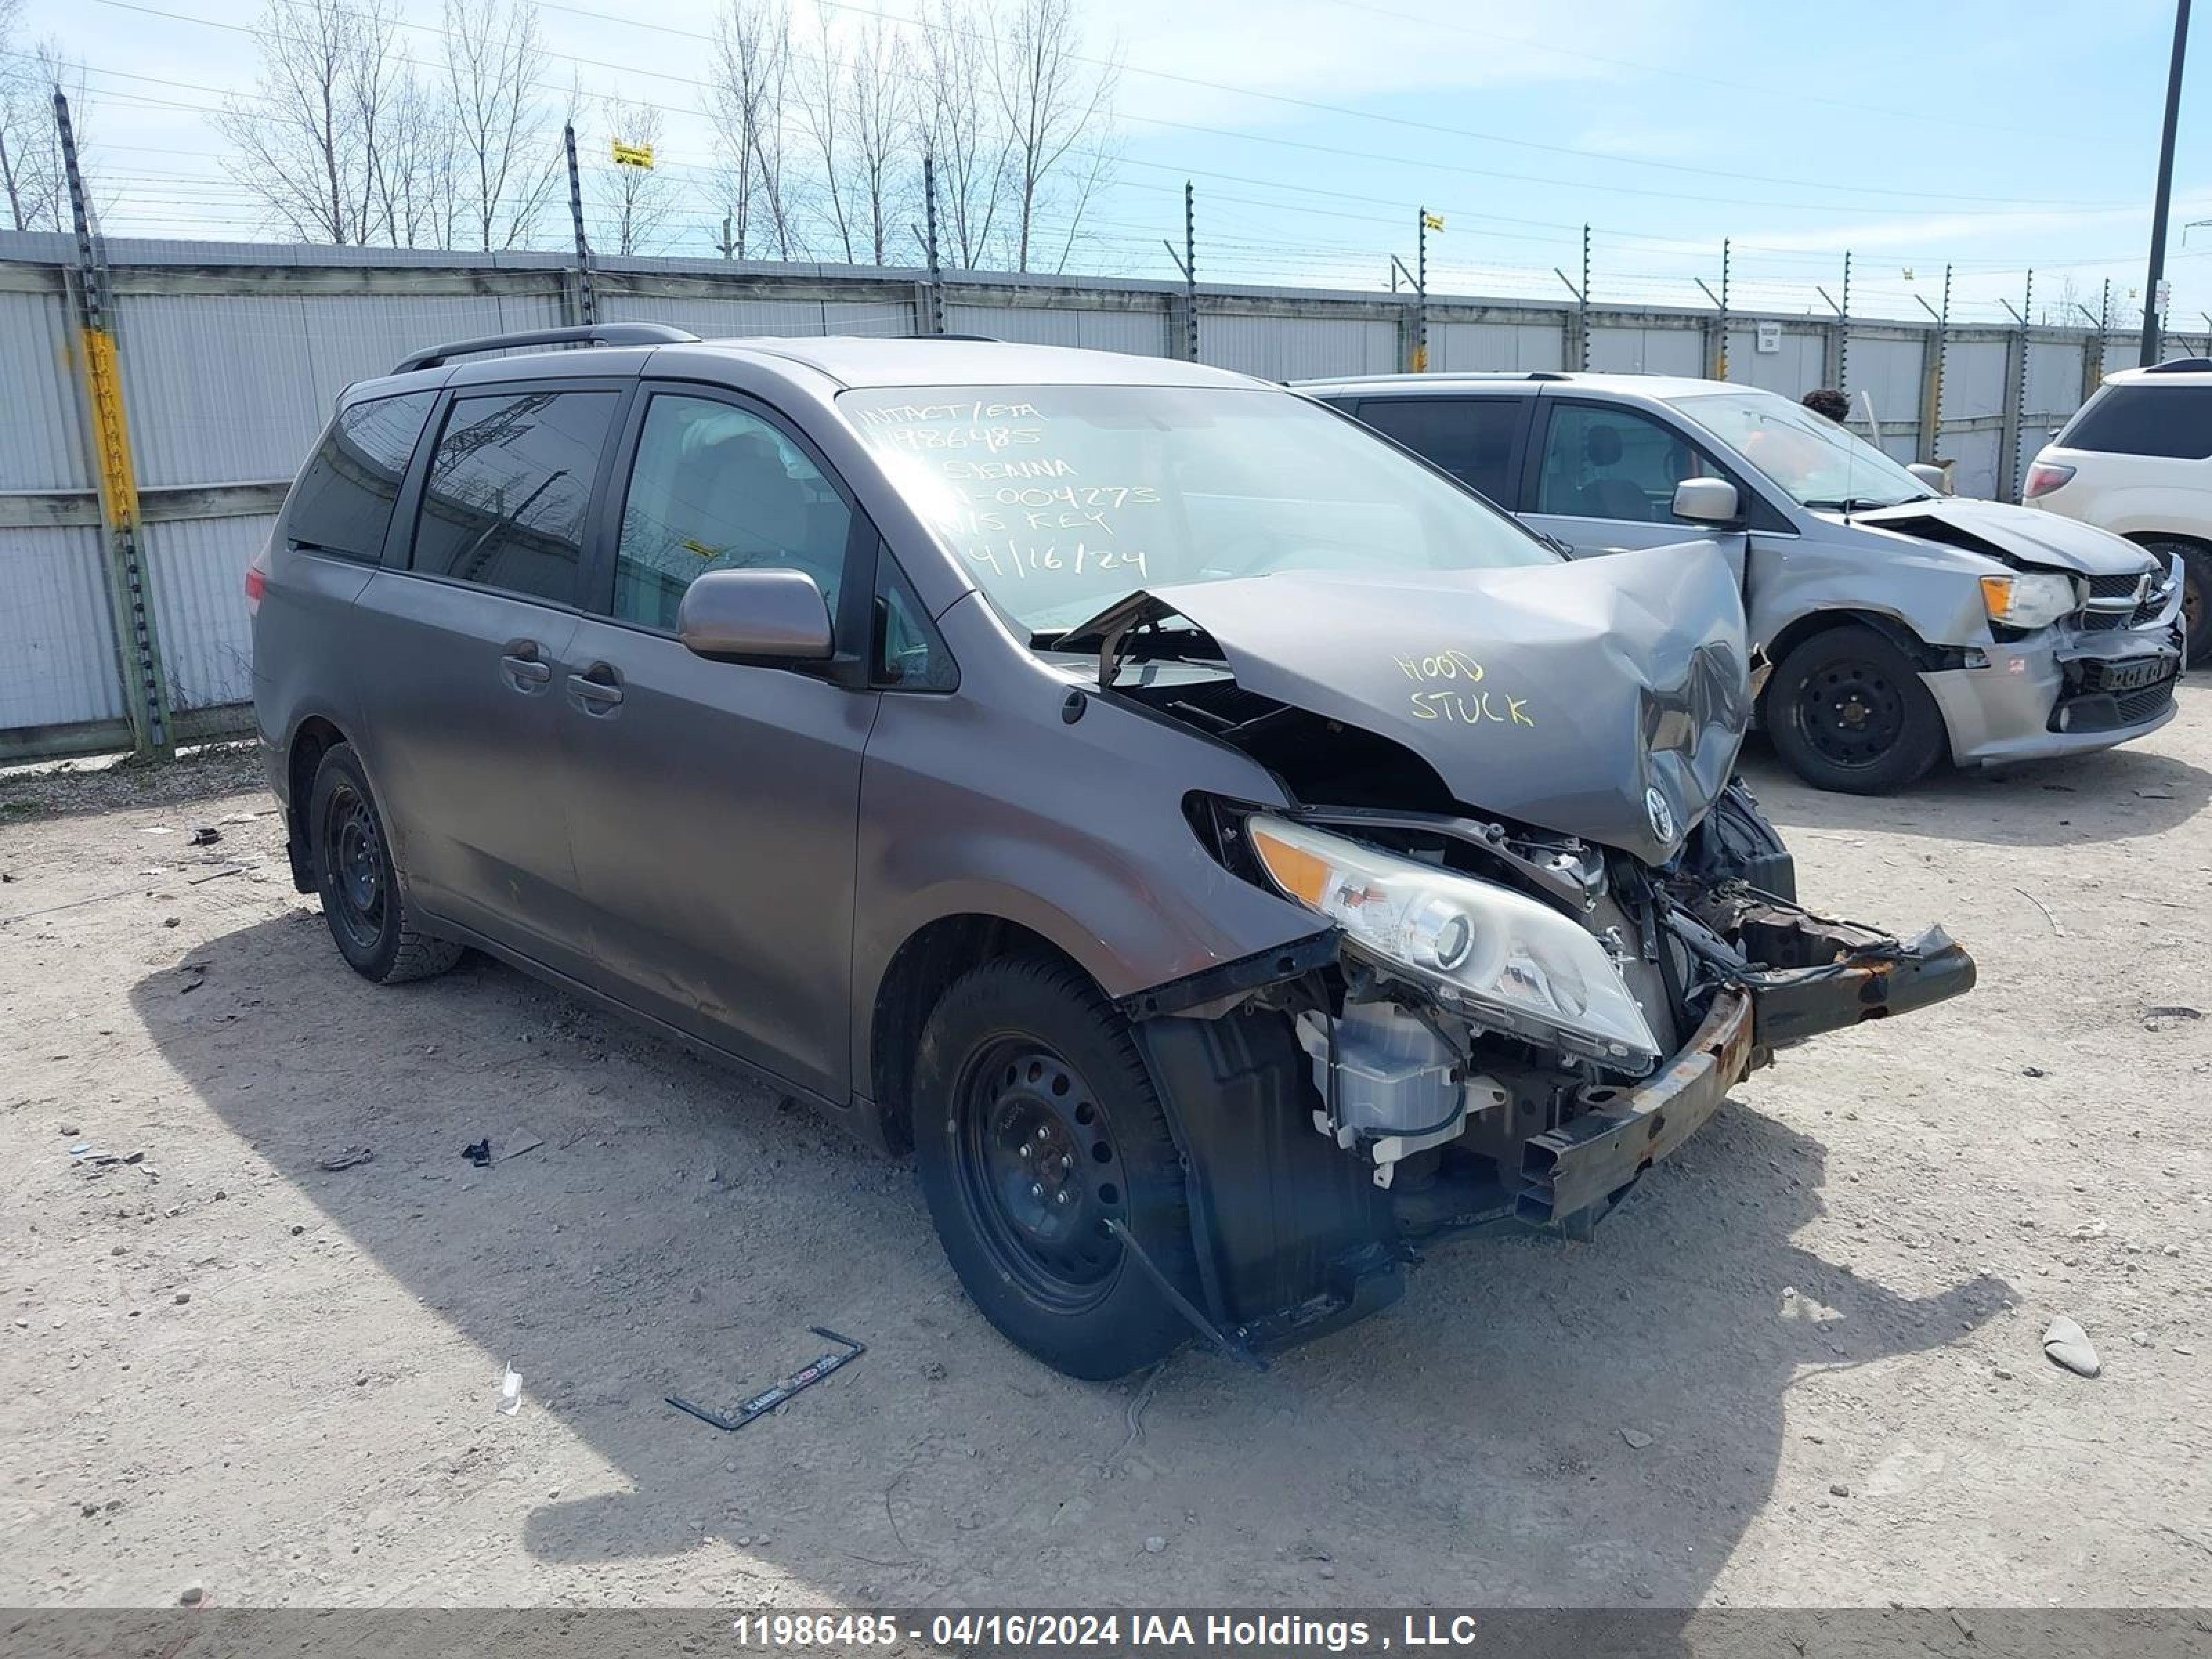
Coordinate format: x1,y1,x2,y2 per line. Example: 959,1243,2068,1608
1066,541,1751,865
1848,497,2155,578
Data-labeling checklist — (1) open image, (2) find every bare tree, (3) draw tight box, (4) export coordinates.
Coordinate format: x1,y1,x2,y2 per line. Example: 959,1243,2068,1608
217,0,390,243
590,97,675,256
991,0,1116,272
915,0,1007,269
707,0,801,259
796,4,854,260
0,6,87,234
838,7,916,265
441,0,561,251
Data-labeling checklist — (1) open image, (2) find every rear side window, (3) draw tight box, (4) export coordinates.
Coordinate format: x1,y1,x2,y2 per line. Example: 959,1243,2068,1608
1356,397,1526,503
411,390,620,604
2061,384,2212,459
283,391,435,561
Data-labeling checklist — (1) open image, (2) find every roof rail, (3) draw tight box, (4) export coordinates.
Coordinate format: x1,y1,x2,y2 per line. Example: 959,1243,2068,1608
393,322,700,375
2143,356,2212,374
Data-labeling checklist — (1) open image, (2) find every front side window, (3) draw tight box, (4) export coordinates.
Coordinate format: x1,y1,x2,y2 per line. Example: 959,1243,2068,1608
1356,397,1526,503
838,383,1554,636
1535,403,1720,523
283,391,435,561
412,389,619,604
1670,388,1933,509
2059,383,2212,460
612,394,853,630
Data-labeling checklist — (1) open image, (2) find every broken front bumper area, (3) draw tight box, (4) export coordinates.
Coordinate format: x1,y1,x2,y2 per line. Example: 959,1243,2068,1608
1519,912,1974,1228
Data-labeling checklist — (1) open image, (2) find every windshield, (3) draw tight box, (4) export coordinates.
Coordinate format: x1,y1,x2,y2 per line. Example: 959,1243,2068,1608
838,383,1555,635
1669,388,1934,511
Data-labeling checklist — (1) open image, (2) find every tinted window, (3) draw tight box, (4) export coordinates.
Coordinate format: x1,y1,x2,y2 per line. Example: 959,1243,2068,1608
872,553,956,691
2061,384,2212,460
1535,403,1718,523
613,394,854,630
411,390,619,603
283,391,434,561
1356,397,1525,503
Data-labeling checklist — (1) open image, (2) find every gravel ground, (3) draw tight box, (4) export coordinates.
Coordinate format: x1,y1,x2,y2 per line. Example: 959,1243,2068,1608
1,696,2209,1613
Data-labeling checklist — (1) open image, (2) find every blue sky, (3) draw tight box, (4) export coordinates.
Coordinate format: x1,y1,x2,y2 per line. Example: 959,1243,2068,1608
19,0,2211,330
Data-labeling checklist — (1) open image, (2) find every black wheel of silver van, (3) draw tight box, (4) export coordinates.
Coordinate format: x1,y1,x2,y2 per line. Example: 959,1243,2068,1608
307,744,462,985
1767,625,1946,794
912,955,1197,1380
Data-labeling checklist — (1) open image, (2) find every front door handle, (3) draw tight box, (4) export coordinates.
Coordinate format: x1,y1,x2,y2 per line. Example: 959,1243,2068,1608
566,665,624,713
500,644,552,692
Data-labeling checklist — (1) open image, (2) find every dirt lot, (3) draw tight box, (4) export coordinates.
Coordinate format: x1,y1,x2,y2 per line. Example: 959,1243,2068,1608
3,695,2209,1615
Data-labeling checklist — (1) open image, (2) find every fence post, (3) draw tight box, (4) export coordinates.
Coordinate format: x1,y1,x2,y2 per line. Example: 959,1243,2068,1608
2002,270,2033,503
57,92,172,760
1182,181,1198,364
565,122,597,326
1915,266,1951,466
1578,223,1591,371
921,154,944,335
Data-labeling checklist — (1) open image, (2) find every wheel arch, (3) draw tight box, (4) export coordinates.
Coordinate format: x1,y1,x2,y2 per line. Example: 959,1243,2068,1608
865,911,1102,1155
1764,606,1938,677
283,713,351,892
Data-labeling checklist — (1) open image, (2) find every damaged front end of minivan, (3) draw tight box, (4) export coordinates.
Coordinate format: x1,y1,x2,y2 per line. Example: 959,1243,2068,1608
1063,545,1975,1362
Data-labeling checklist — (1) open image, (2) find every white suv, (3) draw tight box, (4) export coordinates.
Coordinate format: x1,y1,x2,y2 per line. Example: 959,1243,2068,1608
2026,359,2212,664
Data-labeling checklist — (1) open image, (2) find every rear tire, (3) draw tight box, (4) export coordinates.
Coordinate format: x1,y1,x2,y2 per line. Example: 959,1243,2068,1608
2139,538,2210,667
307,743,462,984
912,955,1198,1380
1765,624,1947,794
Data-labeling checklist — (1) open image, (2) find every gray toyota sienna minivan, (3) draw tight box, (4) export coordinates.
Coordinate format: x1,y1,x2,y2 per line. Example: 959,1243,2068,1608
252,325,1973,1378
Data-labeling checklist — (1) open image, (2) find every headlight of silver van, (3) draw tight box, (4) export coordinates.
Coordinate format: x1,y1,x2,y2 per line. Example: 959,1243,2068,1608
1245,814,1661,1071
1980,570,2077,630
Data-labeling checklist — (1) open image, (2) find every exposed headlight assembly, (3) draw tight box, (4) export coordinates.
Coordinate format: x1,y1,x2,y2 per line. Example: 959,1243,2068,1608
1246,814,1662,1072
1980,570,2077,630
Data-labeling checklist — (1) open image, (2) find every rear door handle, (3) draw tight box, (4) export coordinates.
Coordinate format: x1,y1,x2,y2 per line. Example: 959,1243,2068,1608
567,666,624,713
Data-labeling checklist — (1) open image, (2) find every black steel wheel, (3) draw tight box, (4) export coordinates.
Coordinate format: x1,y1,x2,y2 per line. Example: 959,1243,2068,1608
1767,624,1947,794
912,955,1198,1379
954,1042,1128,1312
306,742,463,984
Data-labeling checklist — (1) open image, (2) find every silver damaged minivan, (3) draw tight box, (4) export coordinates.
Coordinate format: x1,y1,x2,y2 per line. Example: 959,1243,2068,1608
253,326,1974,1377
1304,373,2188,793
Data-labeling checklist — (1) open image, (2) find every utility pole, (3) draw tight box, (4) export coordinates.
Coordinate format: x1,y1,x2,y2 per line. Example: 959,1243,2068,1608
1839,251,1853,393
922,154,944,335
1413,205,1432,372
1579,223,1591,371
564,122,596,326
56,92,171,758
2141,0,2192,364
1183,181,1198,363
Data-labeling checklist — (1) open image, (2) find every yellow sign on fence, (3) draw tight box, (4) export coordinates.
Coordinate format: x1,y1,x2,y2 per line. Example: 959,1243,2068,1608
1422,212,1444,232
612,140,655,169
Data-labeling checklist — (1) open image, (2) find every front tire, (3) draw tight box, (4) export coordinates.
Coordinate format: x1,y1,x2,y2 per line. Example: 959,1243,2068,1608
1766,624,1947,794
912,955,1199,1380
307,742,462,984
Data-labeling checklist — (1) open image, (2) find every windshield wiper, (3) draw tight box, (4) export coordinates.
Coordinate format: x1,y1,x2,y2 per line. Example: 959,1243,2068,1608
1805,495,1920,514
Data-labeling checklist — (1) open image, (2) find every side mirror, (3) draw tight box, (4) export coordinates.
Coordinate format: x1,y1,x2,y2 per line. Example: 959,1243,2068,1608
1671,476,1741,525
677,568,834,663
1906,462,1952,496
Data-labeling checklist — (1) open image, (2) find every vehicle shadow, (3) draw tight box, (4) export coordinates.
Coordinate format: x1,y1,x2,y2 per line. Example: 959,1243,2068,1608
131,912,2012,1611
1737,680,2211,848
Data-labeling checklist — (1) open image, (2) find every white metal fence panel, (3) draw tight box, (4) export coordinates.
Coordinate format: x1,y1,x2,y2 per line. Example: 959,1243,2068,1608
1432,319,1564,372
1843,334,1924,430
1200,312,1398,380
602,291,917,338
1587,325,1703,376
1945,337,2012,419
0,288,93,492
1724,325,1825,395
142,515,264,712
0,525,125,729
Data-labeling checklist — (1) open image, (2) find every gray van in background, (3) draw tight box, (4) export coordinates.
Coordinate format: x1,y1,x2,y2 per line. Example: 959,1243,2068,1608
1302,373,2186,793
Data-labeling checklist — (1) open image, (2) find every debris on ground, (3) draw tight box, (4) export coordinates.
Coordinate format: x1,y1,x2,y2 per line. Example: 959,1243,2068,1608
1144,1535,1166,1553
497,1365,523,1416
1620,1427,1654,1449
666,1327,867,1432
316,1146,373,1172
498,1133,543,1163
188,827,221,846
462,1138,491,1168
2043,1316,2101,1378
2144,1004,2203,1032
